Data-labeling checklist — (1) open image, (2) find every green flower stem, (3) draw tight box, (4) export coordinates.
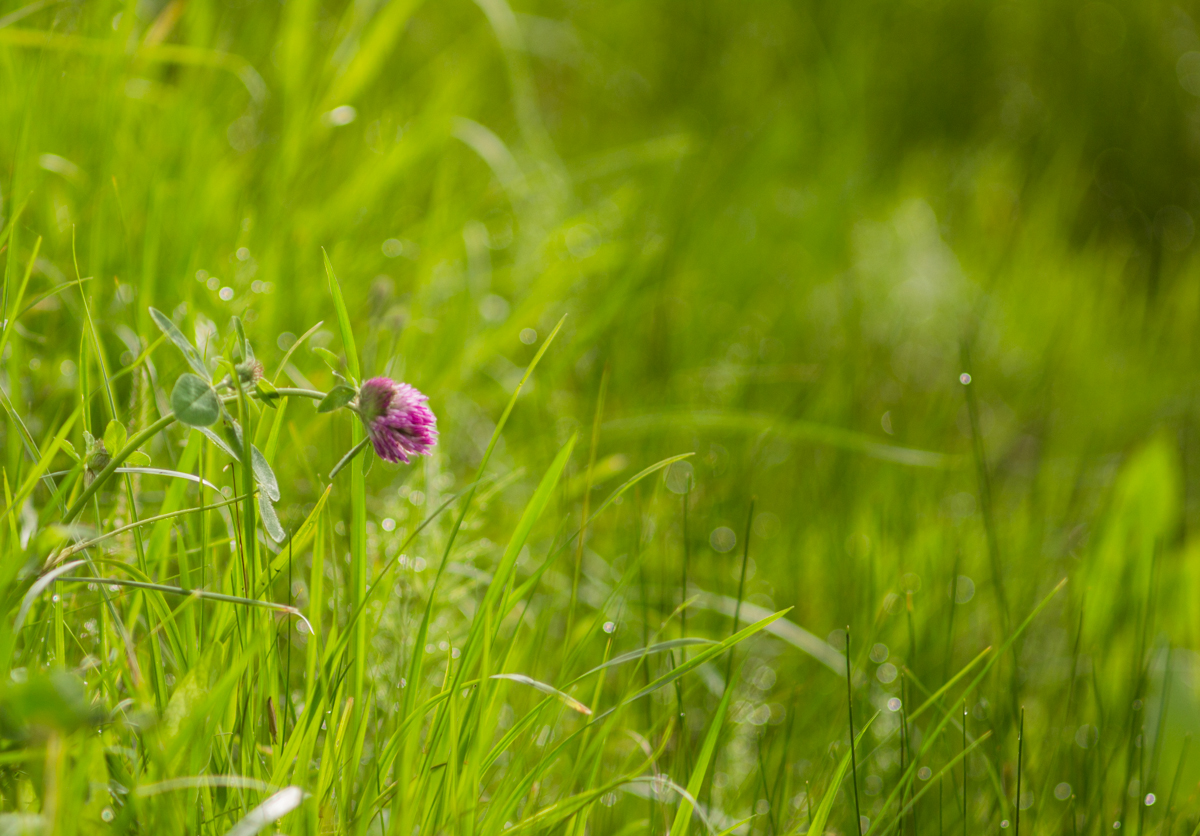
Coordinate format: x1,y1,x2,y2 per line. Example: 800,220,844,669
62,386,332,524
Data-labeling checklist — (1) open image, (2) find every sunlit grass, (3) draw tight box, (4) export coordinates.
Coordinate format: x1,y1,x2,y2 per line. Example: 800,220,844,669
1,0,1198,834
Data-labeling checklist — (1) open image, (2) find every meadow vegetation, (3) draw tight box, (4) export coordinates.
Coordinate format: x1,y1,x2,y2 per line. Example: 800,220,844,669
1,0,1199,833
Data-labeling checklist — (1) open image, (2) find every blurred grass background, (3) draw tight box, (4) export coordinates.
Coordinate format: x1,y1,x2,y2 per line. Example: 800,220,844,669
4,0,1200,833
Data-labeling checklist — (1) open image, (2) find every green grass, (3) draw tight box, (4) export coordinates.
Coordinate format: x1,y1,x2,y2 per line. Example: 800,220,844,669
1,0,1199,833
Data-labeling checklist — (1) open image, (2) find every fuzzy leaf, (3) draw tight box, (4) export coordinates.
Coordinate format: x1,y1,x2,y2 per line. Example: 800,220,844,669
316,384,357,414
258,492,285,543
194,426,237,460
232,315,255,364
103,420,127,455
149,307,209,379
224,420,282,502
171,374,221,427
311,346,343,374
255,377,278,400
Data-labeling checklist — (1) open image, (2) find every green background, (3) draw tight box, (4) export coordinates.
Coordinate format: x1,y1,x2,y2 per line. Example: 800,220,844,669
2,0,1200,833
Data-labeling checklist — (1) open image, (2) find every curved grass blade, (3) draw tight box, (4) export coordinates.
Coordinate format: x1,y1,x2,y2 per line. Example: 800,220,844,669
14,276,91,320
587,452,693,526
136,776,280,797
593,608,790,723
224,786,304,836
570,638,716,686
905,646,993,723
507,774,713,836
604,410,955,469
0,236,40,364
863,579,1067,835
872,731,993,836
260,486,332,591
490,673,591,715
322,250,360,381
1,407,78,522
716,818,757,836
404,315,566,716
47,467,224,494
55,575,313,634
271,320,323,385
503,451,695,611
13,559,86,633
670,665,736,836
696,593,844,676
802,712,879,836
49,493,244,563
451,434,575,693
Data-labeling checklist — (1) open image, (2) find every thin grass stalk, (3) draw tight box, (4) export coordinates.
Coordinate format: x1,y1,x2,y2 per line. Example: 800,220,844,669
567,364,607,643
1016,706,1024,836
848,625,863,835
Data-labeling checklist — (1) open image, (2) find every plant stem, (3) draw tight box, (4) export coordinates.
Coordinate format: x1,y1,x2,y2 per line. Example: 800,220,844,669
848,625,862,835
1016,706,1024,836
62,387,328,523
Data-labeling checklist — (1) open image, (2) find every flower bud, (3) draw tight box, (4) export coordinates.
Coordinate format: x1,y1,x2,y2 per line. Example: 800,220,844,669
235,360,264,385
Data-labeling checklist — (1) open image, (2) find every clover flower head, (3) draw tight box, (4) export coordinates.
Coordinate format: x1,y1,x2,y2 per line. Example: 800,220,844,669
357,377,438,464
235,359,264,385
